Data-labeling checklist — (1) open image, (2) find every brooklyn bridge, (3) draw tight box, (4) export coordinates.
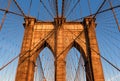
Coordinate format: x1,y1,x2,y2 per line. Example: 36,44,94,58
0,0,120,81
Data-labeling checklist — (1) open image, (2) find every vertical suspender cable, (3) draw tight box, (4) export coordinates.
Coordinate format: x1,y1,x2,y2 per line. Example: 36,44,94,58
28,0,32,16
87,0,92,15
55,0,58,18
61,0,65,18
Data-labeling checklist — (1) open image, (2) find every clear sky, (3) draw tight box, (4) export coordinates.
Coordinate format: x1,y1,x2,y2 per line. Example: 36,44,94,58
0,0,120,81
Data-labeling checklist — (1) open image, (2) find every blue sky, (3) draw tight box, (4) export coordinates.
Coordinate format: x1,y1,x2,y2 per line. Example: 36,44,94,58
0,0,120,81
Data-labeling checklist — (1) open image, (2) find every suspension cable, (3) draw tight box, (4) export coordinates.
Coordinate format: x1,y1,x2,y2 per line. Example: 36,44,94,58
93,0,106,18
55,0,58,18
0,0,12,30
108,0,120,31
64,25,120,73
70,4,120,22
0,50,30,71
13,0,25,17
0,8,24,16
61,0,65,18
92,48,120,72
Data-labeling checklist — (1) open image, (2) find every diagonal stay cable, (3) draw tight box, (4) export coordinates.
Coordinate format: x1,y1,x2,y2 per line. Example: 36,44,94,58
0,8,24,16
62,25,120,72
66,0,81,18
93,0,106,18
108,0,120,31
64,0,71,17
70,4,120,22
15,29,55,67
74,56,92,81
56,28,84,59
67,56,76,81
0,29,55,71
74,55,83,81
56,30,84,59
91,48,120,72
0,50,30,71
40,0,54,18
13,0,25,17
48,0,56,16
0,0,12,30
78,30,120,72
38,55,46,80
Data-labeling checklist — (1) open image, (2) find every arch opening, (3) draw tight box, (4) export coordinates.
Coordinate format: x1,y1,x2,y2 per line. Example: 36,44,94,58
34,47,55,81
66,47,86,81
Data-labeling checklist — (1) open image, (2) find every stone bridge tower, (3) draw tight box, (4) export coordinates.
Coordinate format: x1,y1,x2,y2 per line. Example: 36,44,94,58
15,17,105,81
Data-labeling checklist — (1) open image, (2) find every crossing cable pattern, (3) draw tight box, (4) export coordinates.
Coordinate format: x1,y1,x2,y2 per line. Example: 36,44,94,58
63,22,120,81
0,0,120,81
66,47,87,81
34,55,45,81
0,26,55,81
0,0,12,30
34,48,55,81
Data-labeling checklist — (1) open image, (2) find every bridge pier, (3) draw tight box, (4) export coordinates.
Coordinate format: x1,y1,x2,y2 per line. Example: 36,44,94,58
15,17,105,81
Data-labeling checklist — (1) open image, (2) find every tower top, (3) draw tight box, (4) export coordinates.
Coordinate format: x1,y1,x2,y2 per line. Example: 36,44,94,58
54,17,66,26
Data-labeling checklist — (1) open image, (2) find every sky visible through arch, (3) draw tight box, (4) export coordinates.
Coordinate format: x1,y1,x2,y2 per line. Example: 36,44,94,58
0,0,120,81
